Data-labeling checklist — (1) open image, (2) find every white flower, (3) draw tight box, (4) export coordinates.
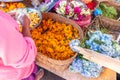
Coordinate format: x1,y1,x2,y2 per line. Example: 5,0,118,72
56,6,65,15
81,8,90,15
73,14,78,20
56,8,62,14
59,1,67,7
71,1,83,7
67,9,74,17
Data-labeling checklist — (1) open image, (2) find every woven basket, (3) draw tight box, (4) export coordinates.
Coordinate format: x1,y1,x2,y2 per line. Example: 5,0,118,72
36,12,83,71
23,0,33,7
96,0,120,32
84,16,120,39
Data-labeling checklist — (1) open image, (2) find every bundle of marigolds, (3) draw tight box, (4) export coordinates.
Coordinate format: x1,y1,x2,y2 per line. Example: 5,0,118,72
31,19,80,60
0,2,25,12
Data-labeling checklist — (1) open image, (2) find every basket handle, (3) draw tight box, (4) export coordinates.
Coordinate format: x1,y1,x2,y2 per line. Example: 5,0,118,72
73,46,120,74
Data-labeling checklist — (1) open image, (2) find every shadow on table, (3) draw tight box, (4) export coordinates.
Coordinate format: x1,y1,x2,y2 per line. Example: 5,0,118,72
117,73,120,80
38,66,65,80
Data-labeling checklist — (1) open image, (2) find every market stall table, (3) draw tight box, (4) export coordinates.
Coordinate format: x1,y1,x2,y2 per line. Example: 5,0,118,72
37,61,116,80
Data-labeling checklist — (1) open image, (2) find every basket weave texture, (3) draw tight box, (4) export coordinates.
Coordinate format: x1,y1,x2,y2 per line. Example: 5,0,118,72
85,16,120,39
36,12,83,71
96,0,120,32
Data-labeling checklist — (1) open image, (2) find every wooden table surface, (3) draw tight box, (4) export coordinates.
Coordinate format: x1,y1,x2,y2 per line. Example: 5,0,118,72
37,62,116,80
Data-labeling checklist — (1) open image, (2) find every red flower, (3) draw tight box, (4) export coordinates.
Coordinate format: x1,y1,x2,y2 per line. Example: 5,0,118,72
86,1,96,10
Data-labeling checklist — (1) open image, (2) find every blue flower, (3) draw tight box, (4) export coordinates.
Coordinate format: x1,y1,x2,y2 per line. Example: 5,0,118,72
93,31,102,36
70,58,83,72
85,40,92,46
87,31,102,43
90,42,99,51
69,39,80,52
81,59,103,78
99,45,116,57
89,34,100,42
93,8,102,17
100,34,112,43
69,30,120,78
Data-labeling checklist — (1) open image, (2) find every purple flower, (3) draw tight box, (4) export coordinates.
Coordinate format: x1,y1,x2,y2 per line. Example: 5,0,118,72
78,14,82,20
74,7,81,14
65,5,70,15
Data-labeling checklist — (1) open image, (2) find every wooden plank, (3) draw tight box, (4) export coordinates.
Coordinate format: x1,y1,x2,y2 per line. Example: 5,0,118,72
37,62,116,80
73,46,120,74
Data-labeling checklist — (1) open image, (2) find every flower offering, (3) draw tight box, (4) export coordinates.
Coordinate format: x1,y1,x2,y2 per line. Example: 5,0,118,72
55,0,91,21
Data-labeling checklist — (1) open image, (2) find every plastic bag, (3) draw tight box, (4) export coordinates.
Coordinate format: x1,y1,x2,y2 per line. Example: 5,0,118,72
9,8,42,29
31,0,58,12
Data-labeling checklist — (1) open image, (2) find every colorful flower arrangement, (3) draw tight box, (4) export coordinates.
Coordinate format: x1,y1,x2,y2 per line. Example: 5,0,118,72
69,30,120,78
55,0,91,21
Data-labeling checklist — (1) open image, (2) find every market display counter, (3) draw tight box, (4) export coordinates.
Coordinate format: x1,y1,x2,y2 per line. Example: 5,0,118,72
37,62,116,80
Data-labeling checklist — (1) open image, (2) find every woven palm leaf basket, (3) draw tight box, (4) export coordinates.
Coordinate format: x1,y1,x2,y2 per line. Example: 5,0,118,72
96,0,120,32
84,15,120,40
36,12,83,71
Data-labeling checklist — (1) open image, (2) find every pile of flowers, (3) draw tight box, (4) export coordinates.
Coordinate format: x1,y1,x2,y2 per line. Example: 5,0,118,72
55,0,91,21
85,31,120,58
69,31,120,78
69,57,103,78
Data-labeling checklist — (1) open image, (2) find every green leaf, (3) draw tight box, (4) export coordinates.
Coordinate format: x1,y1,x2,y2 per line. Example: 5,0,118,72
80,36,88,48
94,39,105,45
78,54,83,59
99,3,118,19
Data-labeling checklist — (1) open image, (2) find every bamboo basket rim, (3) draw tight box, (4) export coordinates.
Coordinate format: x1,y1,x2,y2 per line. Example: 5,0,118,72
37,52,77,63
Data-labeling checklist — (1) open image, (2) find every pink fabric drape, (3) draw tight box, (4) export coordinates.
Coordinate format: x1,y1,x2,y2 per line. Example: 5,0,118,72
0,11,37,80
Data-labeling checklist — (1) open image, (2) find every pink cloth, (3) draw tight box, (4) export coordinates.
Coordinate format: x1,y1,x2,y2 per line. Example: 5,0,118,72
0,11,37,80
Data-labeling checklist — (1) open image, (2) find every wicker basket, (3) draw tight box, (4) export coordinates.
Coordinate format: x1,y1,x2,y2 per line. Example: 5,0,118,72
36,12,83,71
85,16,120,39
96,0,120,32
